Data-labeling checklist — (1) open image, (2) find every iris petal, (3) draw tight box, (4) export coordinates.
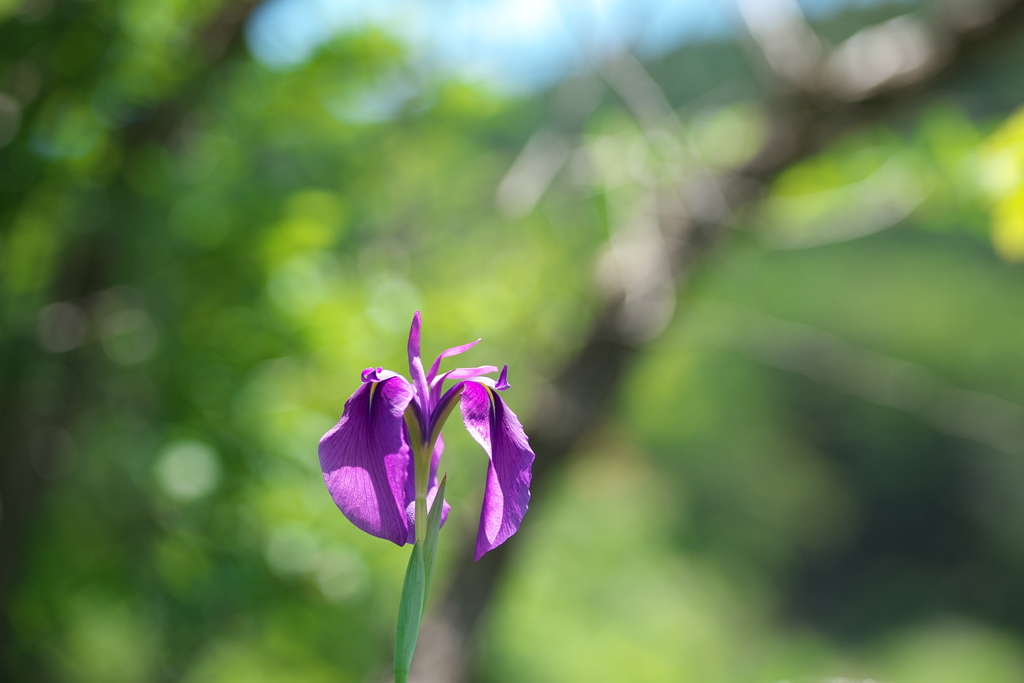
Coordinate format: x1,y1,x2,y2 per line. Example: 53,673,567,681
430,365,497,406
407,312,430,409
460,382,534,560
426,338,482,382
495,364,510,391
319,374,413,545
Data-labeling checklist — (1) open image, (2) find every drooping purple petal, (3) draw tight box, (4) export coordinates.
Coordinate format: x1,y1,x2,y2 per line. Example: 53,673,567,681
403,434,451,543
319,374,414,545
460,381,534,560
427,338,482,382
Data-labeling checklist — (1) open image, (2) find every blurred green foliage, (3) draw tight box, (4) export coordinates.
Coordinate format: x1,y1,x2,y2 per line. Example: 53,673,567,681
4,0,1024,682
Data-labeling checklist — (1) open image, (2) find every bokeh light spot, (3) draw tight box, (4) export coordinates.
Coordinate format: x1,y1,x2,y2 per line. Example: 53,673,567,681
155,440,221,502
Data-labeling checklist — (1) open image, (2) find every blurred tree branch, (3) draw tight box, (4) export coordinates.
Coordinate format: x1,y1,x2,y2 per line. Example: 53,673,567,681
411,1,1024,681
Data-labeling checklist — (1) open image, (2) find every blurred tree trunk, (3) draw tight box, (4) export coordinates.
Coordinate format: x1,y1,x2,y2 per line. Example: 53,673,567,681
410,2,1024,681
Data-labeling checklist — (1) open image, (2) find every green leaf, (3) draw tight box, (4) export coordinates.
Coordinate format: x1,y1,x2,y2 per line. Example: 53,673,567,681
394,544,425,683
393,477,446,683
423,475,447,598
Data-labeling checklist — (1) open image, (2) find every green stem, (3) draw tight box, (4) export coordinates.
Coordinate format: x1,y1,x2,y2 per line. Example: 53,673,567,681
404,409,430,543
414,450,428,544
404,400,455,543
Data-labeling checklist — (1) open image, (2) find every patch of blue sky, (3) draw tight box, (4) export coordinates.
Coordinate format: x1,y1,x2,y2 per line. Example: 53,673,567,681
245,0,921,95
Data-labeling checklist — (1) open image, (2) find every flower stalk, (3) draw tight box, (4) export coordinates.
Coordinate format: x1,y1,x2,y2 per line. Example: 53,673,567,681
403,409,430,544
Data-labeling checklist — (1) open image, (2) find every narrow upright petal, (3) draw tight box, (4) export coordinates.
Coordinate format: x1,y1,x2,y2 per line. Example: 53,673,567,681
319,375,414,545
407,312,422,363
495,364,510,391
460,382,535,560
427,339,482,382
430,366,497,406
407,312,430,405
403,435,451,543
441,366,499,383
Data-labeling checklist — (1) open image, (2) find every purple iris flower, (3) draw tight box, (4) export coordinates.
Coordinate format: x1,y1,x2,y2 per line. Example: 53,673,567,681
319,312,535,560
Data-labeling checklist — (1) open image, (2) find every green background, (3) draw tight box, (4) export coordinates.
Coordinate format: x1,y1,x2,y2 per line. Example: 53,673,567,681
4,0,1024,680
